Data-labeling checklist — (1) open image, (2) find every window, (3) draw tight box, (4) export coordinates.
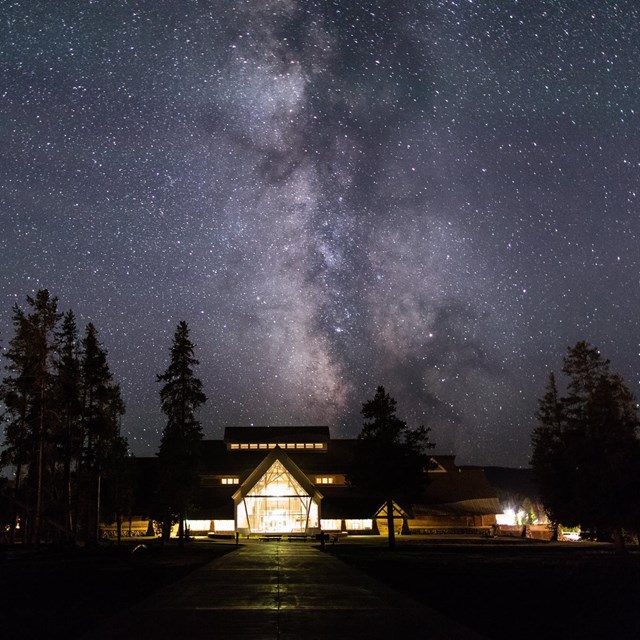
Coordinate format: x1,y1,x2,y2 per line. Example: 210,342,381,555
213,520,235,532
315,476,334,485
230,441,325,450
185,519,211,532
236,460,319,533
345,519,372,530
221,477,239,485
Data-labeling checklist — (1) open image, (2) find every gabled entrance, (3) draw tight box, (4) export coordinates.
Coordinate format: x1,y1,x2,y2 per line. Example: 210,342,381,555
233,449,323,535
375,501,409,536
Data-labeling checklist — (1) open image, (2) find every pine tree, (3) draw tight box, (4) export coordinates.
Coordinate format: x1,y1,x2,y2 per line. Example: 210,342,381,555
80,322,125,546
52,310,83,537
531,342,640,553
156,321,206,546
0,290,61,544
348,386,433,549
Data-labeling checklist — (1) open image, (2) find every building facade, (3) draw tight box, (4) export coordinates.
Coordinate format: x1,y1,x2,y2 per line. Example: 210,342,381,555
161,426,503,538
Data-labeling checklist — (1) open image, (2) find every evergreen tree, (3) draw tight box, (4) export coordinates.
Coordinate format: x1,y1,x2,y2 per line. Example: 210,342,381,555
348,386,434,549
101,433,133,546
531,342,640,553
80,323,125,546
0,290,61,544
156,321,206,546
52,310,83,537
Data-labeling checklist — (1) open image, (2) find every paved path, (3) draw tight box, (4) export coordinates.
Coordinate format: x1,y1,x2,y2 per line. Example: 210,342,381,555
87,540,488,640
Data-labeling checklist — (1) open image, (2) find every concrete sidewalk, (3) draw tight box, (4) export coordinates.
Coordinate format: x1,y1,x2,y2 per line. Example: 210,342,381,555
86,540,488,640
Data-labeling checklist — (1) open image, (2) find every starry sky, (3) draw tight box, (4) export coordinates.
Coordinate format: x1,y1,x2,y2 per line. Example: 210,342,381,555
1,0,639,467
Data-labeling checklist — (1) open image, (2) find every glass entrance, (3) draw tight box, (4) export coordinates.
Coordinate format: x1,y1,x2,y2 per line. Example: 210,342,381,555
236,460,319,534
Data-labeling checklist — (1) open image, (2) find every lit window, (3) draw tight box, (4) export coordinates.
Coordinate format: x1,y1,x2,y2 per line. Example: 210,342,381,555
249,443,258,449
213,520,235,532
230,444,239,450
221,477,239,485
185,519,211,531
240,444,249,449
259,443,267,449
315,477,334,484
314,443,324,449
345,519,372,530
320,519,342,531
304,443,314,449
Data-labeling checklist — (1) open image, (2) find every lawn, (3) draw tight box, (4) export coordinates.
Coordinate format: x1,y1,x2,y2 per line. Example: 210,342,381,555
327,535,640,640
0,538,235,639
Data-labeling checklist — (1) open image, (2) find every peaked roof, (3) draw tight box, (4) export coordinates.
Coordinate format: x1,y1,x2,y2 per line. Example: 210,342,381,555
231,447,324,503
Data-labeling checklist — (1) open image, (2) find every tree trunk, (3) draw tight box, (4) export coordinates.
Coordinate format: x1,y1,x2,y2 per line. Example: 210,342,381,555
386,499,396,550
178,510,185,547
116,511,122,547
33,390,46,547
9,463,22,545
612,527,627,554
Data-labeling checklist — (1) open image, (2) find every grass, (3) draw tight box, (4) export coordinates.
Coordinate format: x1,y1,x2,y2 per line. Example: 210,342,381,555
327,535,640,639
0,538,235,639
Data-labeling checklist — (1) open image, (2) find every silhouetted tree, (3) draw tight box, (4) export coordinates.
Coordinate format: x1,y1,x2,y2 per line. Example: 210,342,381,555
1,292,125,546
348,386,434,549
52,310,83,539
156,321,206,546
101,435,134,546
80,323,125,546
531,342,640,553
0,290,61,544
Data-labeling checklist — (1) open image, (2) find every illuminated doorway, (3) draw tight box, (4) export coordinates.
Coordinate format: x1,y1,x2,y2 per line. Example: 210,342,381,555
234,453,322,535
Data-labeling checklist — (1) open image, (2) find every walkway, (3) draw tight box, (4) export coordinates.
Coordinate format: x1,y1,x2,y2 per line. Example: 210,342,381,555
87,540,488,639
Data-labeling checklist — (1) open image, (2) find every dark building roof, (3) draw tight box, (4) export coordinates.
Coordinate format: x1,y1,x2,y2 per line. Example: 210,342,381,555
482,466,541,503
224,426,330,444
199,438,357,476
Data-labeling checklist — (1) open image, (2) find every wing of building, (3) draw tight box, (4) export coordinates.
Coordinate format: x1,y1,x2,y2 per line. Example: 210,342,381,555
125,426,505,539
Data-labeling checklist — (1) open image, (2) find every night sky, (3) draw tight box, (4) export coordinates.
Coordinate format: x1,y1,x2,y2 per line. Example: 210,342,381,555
2,1,639,467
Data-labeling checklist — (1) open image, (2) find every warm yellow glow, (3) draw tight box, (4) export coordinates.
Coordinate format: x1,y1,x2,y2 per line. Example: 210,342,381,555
221,477,239,485
321,519,342,531
345,519,372,530
186,520,212,532
236,460,319,533
496,509,516,525
213,520,235,532
229,441,325,450
315,476,334,484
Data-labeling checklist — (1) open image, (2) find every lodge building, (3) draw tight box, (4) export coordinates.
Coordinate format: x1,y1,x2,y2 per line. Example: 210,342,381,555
134,426,505,538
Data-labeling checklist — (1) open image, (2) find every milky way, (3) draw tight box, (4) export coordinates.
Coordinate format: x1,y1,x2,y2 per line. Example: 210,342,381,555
1,1,639,466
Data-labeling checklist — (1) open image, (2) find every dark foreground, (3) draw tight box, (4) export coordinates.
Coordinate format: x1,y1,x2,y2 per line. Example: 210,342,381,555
329,536,640,640
2,535,639,640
